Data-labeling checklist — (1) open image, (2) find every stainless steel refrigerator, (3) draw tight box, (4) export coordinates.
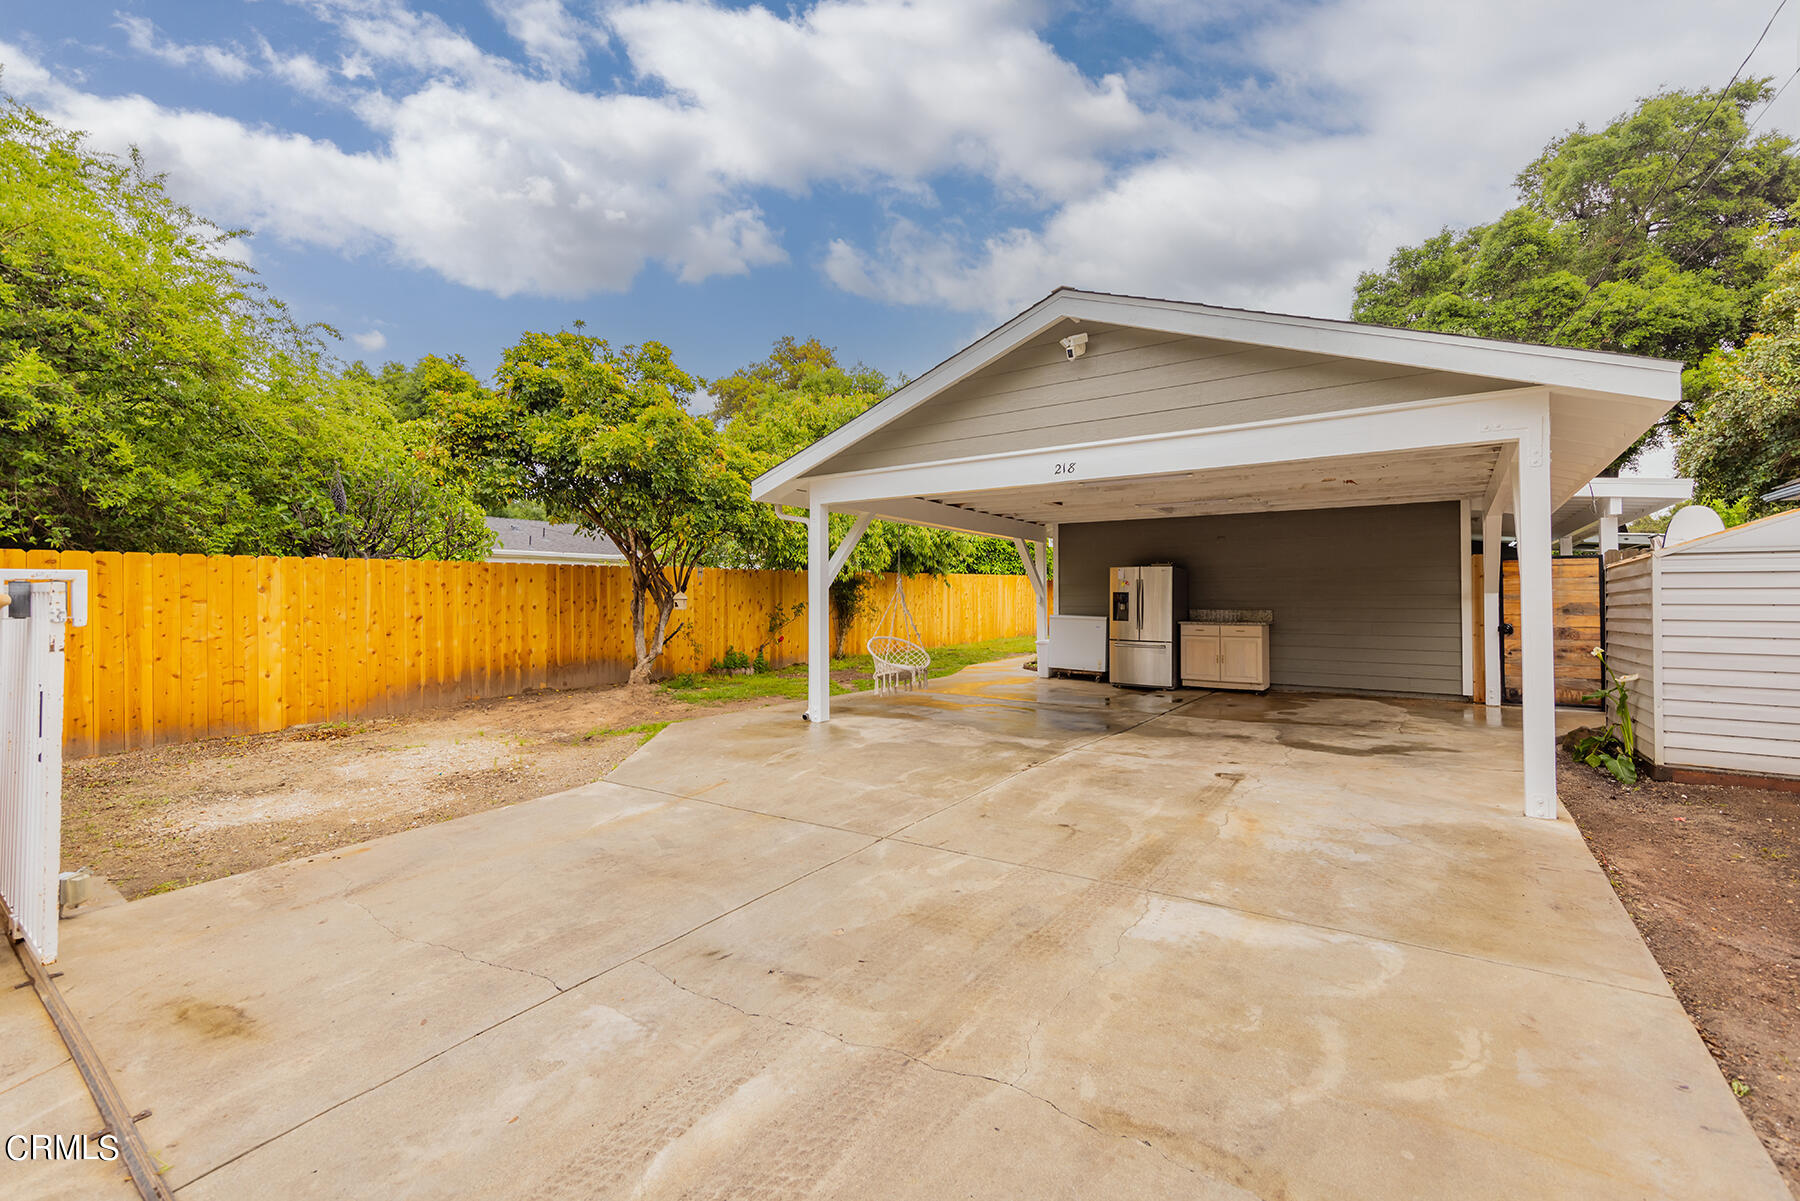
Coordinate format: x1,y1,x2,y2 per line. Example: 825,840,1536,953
1108,564,1188,688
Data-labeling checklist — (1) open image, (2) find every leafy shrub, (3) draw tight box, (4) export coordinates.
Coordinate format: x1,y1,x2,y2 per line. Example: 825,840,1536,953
1572,647,1640,785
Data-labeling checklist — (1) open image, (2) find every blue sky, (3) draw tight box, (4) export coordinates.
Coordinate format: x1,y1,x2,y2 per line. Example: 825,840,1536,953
3,0,1795,398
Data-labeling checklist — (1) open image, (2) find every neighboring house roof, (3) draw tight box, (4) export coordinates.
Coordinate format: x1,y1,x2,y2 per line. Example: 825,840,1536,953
751,286,1685,512
483,518,624,565
1763,478,1800,504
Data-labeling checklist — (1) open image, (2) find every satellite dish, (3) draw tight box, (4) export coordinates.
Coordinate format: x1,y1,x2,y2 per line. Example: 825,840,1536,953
1664,505,1725,546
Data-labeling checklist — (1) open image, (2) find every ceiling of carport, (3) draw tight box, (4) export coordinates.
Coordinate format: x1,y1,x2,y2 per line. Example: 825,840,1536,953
921,443,1504,527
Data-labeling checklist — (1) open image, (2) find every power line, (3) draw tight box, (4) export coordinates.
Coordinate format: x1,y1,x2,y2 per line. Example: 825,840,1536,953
1636,0,1791,230
1666,65,1800,269
1692,68,1799,206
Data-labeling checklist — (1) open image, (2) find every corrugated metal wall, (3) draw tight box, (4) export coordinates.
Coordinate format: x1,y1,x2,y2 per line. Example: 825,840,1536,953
1057,503,1464,696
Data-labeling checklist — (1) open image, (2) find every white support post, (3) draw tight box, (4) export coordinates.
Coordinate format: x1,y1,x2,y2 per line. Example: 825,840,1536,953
1459,499,1473,699
1598,497,1622,556
1033,540,1050,678
1481,507,1503,707
1516,436,1557,819
1047,523,1060,617
1558,535,1573,557
1011,536,1052,678
806,500,831,722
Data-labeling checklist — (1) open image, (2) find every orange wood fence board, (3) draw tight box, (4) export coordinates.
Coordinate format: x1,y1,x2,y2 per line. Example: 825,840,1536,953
1497,556,1604,706
13,551,1037,756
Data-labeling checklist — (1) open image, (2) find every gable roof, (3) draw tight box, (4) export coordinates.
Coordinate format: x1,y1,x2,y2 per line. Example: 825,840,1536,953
752,287,1685,506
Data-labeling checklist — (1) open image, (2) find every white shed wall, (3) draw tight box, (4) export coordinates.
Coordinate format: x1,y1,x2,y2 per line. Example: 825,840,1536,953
1656,547,1800,777
1602,554,1658,763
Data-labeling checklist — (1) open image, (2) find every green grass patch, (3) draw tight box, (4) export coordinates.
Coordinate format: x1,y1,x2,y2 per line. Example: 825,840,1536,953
838,634,1036,689
581,720,672,745
658,634,1036,704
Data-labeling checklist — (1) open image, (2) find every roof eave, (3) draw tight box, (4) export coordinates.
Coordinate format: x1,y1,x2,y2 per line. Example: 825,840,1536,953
751,288,1685,504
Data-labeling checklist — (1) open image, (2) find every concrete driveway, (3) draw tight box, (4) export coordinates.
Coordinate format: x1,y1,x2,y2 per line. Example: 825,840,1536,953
4,661,1787,1200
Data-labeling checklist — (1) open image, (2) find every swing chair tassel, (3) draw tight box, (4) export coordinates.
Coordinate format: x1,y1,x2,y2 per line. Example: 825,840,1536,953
866,574,931,697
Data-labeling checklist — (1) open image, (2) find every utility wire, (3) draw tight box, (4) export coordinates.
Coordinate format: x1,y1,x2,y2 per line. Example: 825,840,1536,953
1635,0,1791,230
1674,65,1800,250
1657,66,1800,272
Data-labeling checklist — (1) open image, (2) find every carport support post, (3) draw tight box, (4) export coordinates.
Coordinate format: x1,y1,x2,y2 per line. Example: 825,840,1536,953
1598,497,1622,555
1012,536,1051,679
806,500,831,722
1515,441,1557,819
1481,508,1503,707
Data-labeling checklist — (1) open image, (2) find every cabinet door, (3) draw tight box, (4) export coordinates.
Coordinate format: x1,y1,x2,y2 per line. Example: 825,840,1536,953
1181,635,1220,683
1220,635,1264,685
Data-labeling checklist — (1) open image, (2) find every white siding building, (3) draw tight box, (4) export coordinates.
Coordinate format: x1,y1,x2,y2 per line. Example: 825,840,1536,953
1604,507,1800,783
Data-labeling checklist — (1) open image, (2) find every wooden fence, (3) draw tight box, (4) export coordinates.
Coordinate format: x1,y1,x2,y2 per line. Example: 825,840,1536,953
1468,553,1603,707
1501,555,1603,706
1,550,1039,758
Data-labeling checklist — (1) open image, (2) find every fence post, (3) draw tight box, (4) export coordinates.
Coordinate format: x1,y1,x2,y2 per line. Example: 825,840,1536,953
0,571,88,964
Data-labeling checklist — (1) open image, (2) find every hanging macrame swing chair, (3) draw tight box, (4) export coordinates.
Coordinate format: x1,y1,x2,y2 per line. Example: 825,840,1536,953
867,576,931,695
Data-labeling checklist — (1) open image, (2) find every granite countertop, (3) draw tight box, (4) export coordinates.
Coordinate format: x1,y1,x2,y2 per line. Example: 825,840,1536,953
1186,609,1274,624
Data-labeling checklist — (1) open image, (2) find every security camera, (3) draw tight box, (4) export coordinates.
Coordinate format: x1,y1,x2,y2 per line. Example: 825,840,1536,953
1060,332,1089,360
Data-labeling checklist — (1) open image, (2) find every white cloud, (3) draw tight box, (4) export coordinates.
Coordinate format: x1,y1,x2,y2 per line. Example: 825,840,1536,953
258,39,335,99
606,0,1149,202
350,328,388,352
487,0,596,76
4,0,1156,297
9,0,1789,320
830,0,1800,318
115,13,254,81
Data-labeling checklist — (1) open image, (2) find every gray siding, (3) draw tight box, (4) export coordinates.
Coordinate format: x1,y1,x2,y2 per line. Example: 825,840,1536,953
1656,548,1800,777
1058,503,1464,696
817,323,1521,475
1602,554,1657,762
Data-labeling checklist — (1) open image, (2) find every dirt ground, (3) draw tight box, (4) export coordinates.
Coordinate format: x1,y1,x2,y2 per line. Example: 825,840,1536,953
1560,755,1800,1195
60,681,817,900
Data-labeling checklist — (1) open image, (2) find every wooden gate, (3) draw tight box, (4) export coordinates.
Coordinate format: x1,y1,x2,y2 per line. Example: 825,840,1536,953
1501,556,1603,707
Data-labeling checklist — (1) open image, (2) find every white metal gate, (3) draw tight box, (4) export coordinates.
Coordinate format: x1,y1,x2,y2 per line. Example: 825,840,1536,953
0,570,86,964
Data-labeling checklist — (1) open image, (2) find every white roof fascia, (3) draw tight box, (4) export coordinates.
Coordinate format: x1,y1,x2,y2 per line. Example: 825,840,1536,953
752,289,1686,506
486,547,625,566
1580,477,1695,501
752,296,1069,503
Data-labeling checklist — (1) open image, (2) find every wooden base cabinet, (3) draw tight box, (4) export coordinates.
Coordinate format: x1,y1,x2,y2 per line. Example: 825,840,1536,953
1180,623,1270,690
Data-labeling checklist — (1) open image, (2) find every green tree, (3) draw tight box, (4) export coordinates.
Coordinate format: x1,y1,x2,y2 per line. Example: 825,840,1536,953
706,335,887,420
1354,80,1800,463
439,330,760,682
718,357,1028,653
0,96,489,558
1677,250,1800,514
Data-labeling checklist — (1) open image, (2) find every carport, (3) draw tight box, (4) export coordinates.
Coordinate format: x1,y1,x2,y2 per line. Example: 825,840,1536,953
752,289,1684,818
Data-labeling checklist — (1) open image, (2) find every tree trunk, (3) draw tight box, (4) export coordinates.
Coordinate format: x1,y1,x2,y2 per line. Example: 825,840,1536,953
629,586,652,684
627,575,677,684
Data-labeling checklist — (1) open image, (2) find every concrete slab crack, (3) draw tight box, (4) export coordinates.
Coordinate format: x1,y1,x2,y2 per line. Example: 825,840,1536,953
344,899,563,993
636,958,1203,1183
1014,891,1152,1088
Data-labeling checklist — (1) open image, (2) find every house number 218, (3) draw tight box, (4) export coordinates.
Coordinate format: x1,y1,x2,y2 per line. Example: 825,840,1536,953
1052,461,1076,476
